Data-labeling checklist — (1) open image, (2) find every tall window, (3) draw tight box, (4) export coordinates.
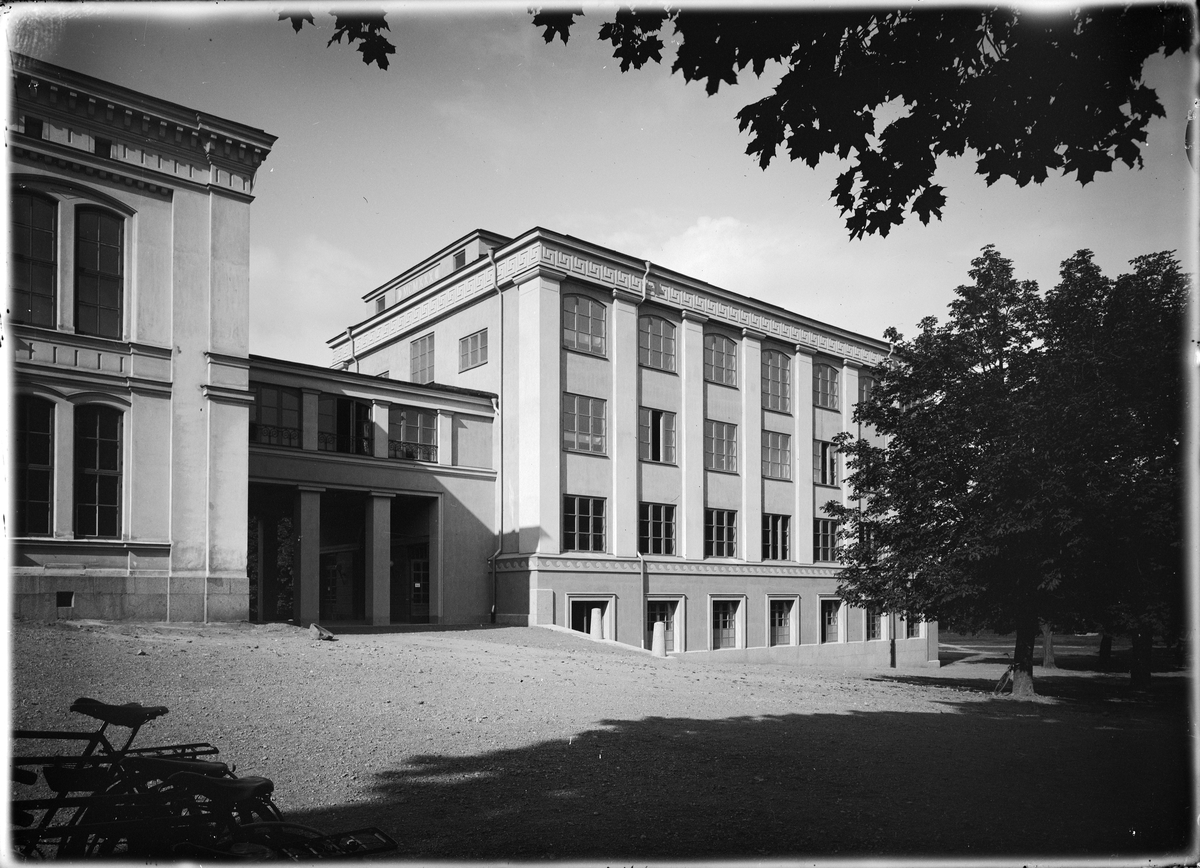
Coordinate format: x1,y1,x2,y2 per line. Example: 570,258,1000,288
563,295,606,356
638,502,676,555
814,440,838,486
814,363,839,410
646,600,675,651
638,407,676,463
762,431,791,479
638,315,676,371
859,374,877,405
411,333,435,384
704,334,738,386
906,618,922,639
821,599,840,643
712,600,738,649
705,509,737,558
770,600,793,646
704,420,737,472
16,395,54,537
318,395,373,455
76,208,122,339
563,495,605,552
75,405,122,538
762,350,791,412
814,518,839,562
762,514,790,561
11,192,57,327
563,393,607,454
459,328,488,371
389,406,438,462
867,609,883,641
249,384,302,448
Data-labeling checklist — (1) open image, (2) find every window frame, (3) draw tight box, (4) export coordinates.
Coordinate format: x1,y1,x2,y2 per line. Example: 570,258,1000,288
866,608,884,641
820,598,842,644
761,513,790,561
704,420,738,473
768,596,799,647
458,328,488,372
562,294,607,357
858,373,877,406
389,405,438,462
638,315,677,372
710,596,744,650
74,206,124,339
638,501,677,556
814,518,839,562
563,393,607,455
703,333,738,387
762,430,792,480
10,191,58,328
410,333,435,384
563,495,606,553
74,404,123,539
814,363,840,411
249,383,303,449
15,395,55,537
704,508,737,558
762,349,791,412
813,439,839,487
638,407,676,464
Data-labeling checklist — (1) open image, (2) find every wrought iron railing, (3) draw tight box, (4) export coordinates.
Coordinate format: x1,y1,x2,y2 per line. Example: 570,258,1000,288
249,424,302,448
388,440,437,463
317,431,374,455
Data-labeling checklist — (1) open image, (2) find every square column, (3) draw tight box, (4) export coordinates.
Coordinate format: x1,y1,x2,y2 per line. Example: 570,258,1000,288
516,266,564,554
301,389,320,451
679,311,708,560
793,346,815,564
610,290,641,557
295,486,323,625
53,400,75,538
371,401,390,459
741,329,764,563
365,492,393,626
437,410,454,466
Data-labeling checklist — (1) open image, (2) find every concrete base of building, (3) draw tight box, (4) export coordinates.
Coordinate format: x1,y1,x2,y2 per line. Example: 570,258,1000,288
13,572,250,623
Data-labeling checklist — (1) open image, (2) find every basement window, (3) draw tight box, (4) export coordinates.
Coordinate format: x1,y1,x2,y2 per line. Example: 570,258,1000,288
56,591,75,608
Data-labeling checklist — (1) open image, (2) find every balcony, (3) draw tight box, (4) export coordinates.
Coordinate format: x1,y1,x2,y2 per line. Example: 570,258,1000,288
249,423,301,448
317,431,374,456
388,439,437,463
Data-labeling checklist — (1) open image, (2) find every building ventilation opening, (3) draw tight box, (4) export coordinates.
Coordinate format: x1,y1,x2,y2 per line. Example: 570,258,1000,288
56,591,74,609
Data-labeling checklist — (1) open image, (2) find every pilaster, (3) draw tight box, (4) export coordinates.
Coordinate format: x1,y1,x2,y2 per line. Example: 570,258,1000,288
437,409,454,466
741,329,764,562
516,270,562,553
841,358,860,507
371,400,390,459
611,290,640,557
295,486,323,625
53,400,75,538
364,492,393,626
301,388,320,452
794,345,815,564
680,311,707,560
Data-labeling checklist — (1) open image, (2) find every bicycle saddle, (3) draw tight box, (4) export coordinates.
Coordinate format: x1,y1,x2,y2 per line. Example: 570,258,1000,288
70,697,169,728
165,771,275,805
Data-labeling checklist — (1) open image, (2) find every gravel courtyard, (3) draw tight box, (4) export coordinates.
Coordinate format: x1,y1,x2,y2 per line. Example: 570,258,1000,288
9,619,1193,863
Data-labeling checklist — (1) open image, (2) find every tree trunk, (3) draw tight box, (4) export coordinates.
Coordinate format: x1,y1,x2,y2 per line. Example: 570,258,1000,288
1010,618,1039,697
1130,629,1153,690
1098,633,1113,669
1040,623,1057,669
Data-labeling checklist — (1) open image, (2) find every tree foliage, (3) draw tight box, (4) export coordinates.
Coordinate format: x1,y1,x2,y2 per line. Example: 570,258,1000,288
828,246,1187,694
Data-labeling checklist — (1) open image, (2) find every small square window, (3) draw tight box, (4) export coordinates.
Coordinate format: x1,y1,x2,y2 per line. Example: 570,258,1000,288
56,591,74,608
25,117,44,139
94,137,113,159
453,249,467,270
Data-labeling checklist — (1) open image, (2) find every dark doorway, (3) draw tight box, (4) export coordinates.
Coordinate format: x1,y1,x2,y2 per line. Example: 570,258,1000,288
247,483,297,622
319,491,366,621
390,496,433,623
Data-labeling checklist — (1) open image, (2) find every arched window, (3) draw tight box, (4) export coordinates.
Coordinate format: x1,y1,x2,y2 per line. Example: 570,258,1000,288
814,363,839,410
75,405,123,538
703,334,738,386
638,315,676,371
16,395,54,536
762,349,790,411
562,294,606,356
11,192,57,328
75,207,123,339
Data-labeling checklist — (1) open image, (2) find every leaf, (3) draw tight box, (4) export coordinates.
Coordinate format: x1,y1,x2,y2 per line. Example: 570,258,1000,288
327,12,396,70
278,11,316,33
531,7,584,45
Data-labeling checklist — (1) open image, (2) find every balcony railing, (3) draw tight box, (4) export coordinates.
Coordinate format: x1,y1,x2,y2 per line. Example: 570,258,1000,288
388,440,437,463
249,424,302,448
317,431,374,456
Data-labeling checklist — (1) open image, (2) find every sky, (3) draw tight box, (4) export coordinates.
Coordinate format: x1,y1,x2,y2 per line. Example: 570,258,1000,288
5,1,1197,366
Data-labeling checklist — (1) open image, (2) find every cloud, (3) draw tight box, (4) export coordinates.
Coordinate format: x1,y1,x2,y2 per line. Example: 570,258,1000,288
249,236,376,366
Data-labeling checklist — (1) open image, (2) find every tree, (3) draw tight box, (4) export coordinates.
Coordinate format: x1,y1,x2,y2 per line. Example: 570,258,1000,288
282,5,1195,238
829,246,1187,695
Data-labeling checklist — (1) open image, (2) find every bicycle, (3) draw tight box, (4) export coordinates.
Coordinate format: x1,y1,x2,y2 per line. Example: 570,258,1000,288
993,664,1015,695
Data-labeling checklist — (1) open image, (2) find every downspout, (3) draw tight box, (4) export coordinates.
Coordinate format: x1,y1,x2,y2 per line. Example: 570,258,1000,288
488,249,504,623
345,326,359,373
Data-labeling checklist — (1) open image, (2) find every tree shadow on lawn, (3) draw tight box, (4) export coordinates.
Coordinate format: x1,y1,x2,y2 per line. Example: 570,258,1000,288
281,692,1192,862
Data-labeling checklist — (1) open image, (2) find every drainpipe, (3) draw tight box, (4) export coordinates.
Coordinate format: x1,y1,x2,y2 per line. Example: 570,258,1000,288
487,249,504,623
344,326,358,373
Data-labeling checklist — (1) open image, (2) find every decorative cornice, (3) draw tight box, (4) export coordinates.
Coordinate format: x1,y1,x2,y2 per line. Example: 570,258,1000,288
201,384,254,406
510,263,569,287
493,554,841,579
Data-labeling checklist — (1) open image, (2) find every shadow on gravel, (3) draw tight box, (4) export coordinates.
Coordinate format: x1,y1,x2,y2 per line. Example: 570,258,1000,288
279,691,1192,861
